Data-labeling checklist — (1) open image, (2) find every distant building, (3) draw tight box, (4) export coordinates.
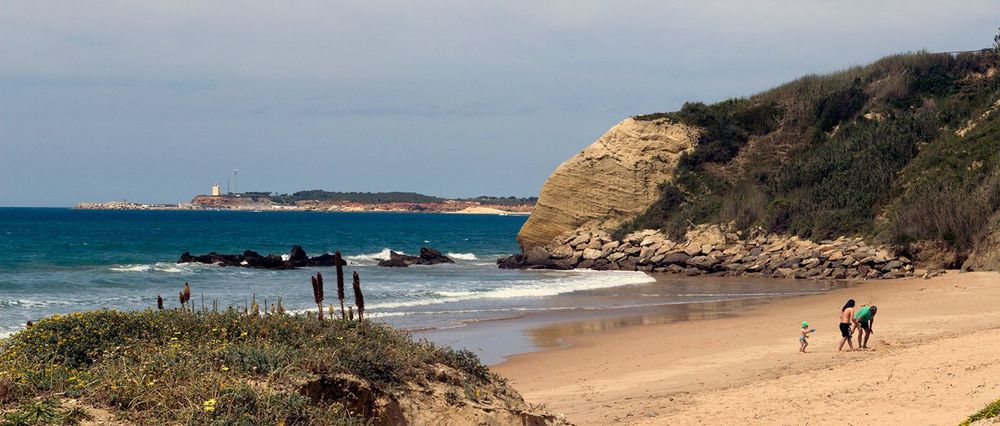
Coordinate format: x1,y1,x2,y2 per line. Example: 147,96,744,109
211,183,222,197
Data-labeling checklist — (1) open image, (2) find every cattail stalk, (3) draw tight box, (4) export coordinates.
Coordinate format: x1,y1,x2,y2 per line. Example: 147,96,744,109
335,251,345,319
348,305,354,321
182,282,191,312
352,272,364,323
157,294,163,311
312,273,325,320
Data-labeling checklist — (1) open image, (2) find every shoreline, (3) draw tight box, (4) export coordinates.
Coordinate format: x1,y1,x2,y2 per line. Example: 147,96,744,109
490,271,1000,425
414,274,855,365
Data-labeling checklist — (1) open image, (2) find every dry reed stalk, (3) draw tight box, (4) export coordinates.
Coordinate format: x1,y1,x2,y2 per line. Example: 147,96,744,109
311,274,325,320
182,282,191,311
335,251,345,319
157,294,163,310
352,272,364,323
348,305,354,321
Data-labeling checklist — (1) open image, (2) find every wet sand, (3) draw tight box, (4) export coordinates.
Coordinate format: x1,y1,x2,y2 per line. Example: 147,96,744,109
492,271,1000,425
416,276,853,364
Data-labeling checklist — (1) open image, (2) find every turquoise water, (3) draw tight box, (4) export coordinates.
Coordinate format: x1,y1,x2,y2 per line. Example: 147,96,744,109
0,208,656,336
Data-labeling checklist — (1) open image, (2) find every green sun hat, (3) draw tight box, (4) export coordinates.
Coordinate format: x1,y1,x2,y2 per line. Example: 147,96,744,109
802,321,809,327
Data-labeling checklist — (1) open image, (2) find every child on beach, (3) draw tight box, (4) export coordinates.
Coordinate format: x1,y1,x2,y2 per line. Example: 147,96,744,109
838,299,856,352
799,321,816,353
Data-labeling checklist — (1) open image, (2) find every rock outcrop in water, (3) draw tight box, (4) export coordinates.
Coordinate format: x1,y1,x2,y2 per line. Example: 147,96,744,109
516,117,699,250
377,248,454,267
177,245,346,269
500,224,941,280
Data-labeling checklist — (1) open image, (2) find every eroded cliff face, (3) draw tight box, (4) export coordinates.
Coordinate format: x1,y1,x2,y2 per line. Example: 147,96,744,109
517,117,699,250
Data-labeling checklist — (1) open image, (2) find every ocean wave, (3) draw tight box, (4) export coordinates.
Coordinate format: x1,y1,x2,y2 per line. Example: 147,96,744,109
345,248,400,265
109,262,210,273
0,299,73,308
446,252,478,261
368,270,655,311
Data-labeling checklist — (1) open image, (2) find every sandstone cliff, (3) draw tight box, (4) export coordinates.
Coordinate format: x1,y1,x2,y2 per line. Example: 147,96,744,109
517,117,699,249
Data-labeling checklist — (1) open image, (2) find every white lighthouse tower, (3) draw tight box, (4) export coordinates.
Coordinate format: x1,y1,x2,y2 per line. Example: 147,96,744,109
211,182,222,197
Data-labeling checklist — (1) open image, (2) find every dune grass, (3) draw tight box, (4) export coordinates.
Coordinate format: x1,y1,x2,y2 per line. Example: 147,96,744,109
961,397,1000,425
0,308,492,425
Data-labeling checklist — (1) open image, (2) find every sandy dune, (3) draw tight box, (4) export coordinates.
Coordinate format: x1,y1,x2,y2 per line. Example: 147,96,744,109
495,272,1000,425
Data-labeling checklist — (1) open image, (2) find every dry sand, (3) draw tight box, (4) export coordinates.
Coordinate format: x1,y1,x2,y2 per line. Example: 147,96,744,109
494,271,1000,425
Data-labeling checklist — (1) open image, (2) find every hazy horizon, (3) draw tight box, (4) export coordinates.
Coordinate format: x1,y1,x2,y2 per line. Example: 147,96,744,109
2,1,999,207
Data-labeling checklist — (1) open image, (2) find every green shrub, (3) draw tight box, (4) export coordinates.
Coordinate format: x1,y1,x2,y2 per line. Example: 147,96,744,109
0,309,500,425
961,396,1000,425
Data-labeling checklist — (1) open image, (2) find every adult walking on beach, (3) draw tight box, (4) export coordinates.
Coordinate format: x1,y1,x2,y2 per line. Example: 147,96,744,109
854,304,878,349
838,299,856,352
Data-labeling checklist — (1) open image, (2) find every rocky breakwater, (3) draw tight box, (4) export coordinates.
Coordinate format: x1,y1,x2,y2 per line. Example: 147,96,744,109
500,224,921,280
178,245,346,270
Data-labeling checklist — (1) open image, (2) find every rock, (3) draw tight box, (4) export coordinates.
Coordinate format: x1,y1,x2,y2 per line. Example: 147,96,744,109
179,246,344,270
515,118,700,249
569,234,590,247
685,255,719,270
497,254,527,269
307,253,348,267
417,247,455,265
601,241,621,253
548,244,575,259
608,252,627,263
582,248,603,260
378,248,454,267
525,246,551,266
288,245,309,266
378,251,419,267
801,257,822,269
661,252,691,265
881,260,903,272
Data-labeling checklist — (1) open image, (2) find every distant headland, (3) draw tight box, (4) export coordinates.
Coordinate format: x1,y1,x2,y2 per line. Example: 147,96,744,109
75,190,536,215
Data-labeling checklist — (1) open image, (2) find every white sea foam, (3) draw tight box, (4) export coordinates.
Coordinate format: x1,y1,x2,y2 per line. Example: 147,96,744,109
0,299,73,308
109,262,208,273
367,270,655,311
280,254,291,261
345,248,400,265
446,252,478,261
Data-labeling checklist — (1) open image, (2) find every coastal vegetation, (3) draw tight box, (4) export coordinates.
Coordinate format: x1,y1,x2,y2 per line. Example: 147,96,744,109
0,272,558,425
623,47,1000,266
963,396,1000,425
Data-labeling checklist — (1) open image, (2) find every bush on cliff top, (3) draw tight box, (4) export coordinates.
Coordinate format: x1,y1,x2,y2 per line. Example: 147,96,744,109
0,309,495,425
623,49,1000,254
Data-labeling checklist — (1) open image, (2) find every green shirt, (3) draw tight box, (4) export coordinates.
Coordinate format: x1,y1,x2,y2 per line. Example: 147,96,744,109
854,306,873,322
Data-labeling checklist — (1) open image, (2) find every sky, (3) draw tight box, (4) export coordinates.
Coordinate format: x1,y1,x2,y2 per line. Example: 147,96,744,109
1,1,998,207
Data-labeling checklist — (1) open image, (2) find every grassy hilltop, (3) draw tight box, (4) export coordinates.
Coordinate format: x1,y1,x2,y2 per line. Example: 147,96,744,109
0,309,560,425
622,47,1000,267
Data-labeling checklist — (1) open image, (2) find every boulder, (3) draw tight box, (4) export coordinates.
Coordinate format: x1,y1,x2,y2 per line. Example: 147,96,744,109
582,248,603,260
418,247,455,265
378,251,420,267
661,252,691,265
685,255,720,270
524,246,551,266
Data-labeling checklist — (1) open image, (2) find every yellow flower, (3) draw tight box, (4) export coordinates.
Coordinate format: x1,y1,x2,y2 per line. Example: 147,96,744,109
221,366,229,372
240,331,248,337
203,398,217,412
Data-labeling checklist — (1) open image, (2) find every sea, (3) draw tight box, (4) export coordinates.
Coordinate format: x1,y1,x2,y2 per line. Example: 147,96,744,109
0,208,836,342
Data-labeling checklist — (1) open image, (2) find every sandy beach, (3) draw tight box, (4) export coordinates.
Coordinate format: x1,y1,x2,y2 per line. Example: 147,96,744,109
494,271,1000,425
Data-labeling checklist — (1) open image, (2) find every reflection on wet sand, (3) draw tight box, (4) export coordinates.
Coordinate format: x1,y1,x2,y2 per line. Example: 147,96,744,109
417,274,857,364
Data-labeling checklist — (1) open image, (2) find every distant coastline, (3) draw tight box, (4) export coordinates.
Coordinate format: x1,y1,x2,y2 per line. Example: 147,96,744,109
74,190,535,215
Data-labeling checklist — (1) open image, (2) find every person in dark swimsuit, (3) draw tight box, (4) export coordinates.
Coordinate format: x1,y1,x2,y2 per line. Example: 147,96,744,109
838,299,856,352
